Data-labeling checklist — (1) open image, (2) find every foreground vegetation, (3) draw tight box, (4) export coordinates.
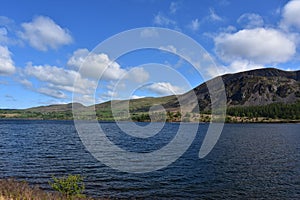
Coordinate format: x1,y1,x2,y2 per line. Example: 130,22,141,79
0,175,100,200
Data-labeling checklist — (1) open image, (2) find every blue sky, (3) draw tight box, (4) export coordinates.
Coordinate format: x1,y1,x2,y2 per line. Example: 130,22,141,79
0,0,299,109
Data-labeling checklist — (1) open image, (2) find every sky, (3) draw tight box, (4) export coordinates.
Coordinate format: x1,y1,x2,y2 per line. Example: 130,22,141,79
0,0,299,109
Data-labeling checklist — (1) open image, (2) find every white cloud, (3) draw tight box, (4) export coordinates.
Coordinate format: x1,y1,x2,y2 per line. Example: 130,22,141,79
189,19,200,31
19,79,33,88
131,95,145,99
209,8,223,22
0,16,22,46
26,64,77,86
67,48,88,67
38,87,67,99
79,95,96,105
237,13,264,29
67,48,126,80
98,90,119,102
106,80,125,91
0,16,14,26
140,28,159,38
146,82,185,96
125,67,150,83
20,16,72,51
0,27,8,44
169,2,179,14
106,90,118,98
153,13,176,27
0,45,16,75
214,28,296,64
159,45,177,54
207,60,264,78
68,48,150,84
24,63,97,95
280,0,300,30
221,25,237,33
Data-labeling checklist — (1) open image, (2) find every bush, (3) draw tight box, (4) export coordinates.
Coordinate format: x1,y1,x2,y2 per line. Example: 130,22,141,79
49,174,85,199
0,178,62,199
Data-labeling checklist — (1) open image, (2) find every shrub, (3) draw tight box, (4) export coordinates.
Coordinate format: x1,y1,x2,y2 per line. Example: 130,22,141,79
49,174,85,199
0,178,61,199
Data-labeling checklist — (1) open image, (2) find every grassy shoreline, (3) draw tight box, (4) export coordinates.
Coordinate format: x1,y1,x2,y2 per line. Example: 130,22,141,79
0,178,65,200
1,101,299,123
0,178,102,200
0,116,299,123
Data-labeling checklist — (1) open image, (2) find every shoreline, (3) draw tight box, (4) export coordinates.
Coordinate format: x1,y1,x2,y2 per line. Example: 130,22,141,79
0,178,104,200
0,117,299,123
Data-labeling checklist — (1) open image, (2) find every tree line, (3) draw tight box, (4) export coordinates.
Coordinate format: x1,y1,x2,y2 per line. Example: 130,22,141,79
227,101,300,120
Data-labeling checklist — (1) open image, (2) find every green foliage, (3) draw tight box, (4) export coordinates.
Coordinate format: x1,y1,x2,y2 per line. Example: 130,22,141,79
131,113,151,122
227,101,300,120
174,111,182,118
49,174,85,199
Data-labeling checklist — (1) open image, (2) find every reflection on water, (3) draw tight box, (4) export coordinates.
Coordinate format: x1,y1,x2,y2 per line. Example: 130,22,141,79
0,120,299,199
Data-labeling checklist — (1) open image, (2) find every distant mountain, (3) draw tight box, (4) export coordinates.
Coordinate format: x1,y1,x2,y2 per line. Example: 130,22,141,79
221,68,300,106
143,68,300,113
1,68,299,121
191,68,299,110
25,102,84,113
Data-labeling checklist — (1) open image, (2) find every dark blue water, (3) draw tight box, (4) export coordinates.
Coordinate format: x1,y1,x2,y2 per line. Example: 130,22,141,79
0,120,299,199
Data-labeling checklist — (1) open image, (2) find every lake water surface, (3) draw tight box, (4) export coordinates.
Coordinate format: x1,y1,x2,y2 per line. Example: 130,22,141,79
0,120,299,199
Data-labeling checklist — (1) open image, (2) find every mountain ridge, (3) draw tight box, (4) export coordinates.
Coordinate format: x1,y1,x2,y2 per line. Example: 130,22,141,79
1,68,299,122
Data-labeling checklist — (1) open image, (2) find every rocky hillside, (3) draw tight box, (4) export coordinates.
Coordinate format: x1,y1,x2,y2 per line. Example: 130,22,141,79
222,68,300,106
174,68,300,112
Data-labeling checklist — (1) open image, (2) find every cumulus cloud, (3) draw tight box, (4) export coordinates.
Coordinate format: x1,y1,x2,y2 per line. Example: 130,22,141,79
68,48,150,84
20,16,72,51
146,82,185,96
280,0,300,30
26,64,77,86
214,28,296,64
237,13,264,29
125,67,150,83
24,63,97,96
0,45,16,75
67,48,126,80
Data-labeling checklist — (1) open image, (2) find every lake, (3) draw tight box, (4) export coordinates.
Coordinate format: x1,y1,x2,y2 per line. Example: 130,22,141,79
0,120,299,199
